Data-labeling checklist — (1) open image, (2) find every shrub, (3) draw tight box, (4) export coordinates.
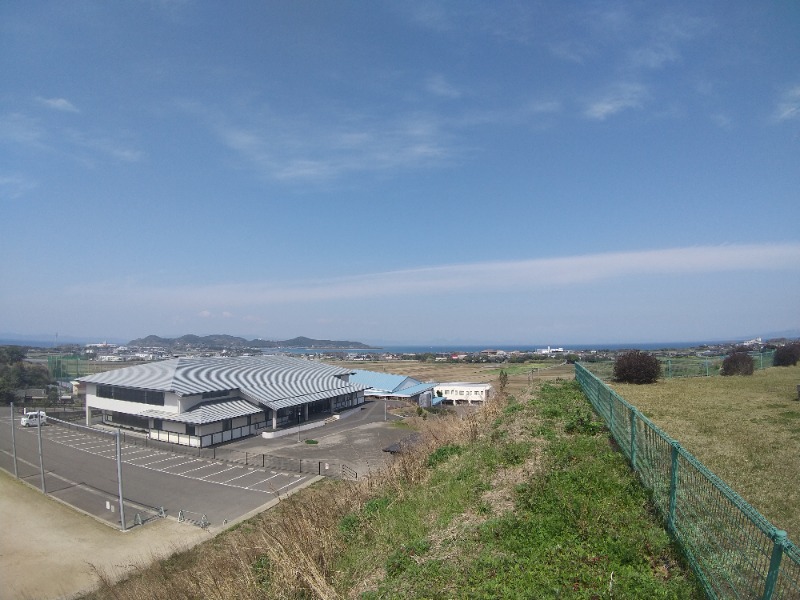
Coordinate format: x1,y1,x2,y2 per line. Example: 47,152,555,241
773,343,800,367
613,351,661,384
721,352,754,376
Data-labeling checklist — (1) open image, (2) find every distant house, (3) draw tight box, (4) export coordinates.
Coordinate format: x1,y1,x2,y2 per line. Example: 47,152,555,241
349,370,438,407
78,356,367,448
434,382,493,405
13,388,47,403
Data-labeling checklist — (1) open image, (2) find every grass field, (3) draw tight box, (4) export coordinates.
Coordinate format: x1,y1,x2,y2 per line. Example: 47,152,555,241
337,359,574,398
612,365,800,541
84,379,701,599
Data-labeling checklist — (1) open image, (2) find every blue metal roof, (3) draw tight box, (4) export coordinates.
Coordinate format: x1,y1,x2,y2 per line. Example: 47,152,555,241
350,369,435,397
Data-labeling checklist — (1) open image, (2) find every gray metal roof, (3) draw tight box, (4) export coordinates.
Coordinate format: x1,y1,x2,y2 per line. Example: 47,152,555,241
79,356,366,411
137,399,263,425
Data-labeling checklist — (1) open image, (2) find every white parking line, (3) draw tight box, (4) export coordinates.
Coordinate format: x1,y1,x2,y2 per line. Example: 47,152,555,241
199,466,239,479
139,456,183,466
275,477,306,493
248,473,281,487
161,459,201,470
222,469,257,483
121,448,152,457
174,463,217,475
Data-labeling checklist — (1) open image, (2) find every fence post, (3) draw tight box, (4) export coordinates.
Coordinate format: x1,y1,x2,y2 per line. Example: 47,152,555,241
116,429,127,532
668,441,680,534
609,390,614,435
37,414,46,494
763,530,787,600
629,410,637,471
10,403,18,479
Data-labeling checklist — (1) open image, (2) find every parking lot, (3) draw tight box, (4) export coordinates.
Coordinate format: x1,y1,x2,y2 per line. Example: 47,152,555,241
1,399,418,530
0,410,319,530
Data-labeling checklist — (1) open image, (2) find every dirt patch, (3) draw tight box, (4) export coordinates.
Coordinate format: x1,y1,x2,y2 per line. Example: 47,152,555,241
0,472,209,599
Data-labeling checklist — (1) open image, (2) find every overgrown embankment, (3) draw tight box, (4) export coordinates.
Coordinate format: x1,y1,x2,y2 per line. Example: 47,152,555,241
85,380,701,599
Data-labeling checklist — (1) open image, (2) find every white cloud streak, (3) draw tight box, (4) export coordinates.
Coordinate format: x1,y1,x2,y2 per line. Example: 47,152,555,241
36,97,79,113
72,243,800,310
584,83,646,120
774,85,800,122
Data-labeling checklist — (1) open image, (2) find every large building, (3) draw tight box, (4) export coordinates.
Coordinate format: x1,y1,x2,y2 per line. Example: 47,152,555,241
78,356,366,448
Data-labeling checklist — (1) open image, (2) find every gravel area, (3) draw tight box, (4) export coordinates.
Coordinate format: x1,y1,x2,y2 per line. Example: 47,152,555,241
0,472,209,599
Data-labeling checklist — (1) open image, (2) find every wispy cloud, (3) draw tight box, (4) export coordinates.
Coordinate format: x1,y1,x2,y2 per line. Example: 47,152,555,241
0,112,46,148
35,96,79,113
584,83,646,120
425,74,462,99
0,174,38,200
183,101,454,181
72,243,800,310
774,85,800,121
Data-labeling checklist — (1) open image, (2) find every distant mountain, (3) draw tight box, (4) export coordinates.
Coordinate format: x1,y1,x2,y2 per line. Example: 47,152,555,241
127,334,376,350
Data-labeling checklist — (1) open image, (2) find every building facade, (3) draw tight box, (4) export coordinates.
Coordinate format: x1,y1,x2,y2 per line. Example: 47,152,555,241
434,382,493,405
78,355,366,447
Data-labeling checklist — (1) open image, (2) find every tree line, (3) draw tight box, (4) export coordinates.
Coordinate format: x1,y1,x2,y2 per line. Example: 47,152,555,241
0,346,53,404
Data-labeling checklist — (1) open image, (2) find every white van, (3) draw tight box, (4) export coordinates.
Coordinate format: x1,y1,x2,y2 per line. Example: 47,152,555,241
20,411,47,427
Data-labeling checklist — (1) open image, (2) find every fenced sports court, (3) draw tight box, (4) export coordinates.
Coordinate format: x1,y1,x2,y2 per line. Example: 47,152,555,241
581,350,776,381
3,404,165,530
575,363,799,599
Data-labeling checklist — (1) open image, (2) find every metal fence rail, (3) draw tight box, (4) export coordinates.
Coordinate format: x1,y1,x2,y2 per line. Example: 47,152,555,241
575,363,799,600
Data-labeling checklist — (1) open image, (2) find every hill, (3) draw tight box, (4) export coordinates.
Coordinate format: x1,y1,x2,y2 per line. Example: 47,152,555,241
127,334,376,350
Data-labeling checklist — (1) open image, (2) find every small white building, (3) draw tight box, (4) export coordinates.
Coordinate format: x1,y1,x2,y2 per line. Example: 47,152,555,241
434,382,493,405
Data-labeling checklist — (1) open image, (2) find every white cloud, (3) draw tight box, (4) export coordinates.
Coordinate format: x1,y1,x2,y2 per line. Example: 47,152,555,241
36,97,79,113
774,86,800,122
71,243,800,310
0,174,38,199
425,74,462,98
0,112,46,148
197,106,454,182
584,83,646,120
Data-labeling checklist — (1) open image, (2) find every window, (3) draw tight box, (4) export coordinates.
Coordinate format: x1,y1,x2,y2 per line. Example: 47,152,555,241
187,425,195,436
96,385,165,406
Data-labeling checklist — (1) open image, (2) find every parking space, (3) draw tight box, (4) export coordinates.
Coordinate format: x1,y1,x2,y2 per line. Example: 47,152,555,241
0,412,318,529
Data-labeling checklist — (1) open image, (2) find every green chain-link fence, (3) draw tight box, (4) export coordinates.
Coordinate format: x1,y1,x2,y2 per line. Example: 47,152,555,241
581,350,776,381
575,363,799,599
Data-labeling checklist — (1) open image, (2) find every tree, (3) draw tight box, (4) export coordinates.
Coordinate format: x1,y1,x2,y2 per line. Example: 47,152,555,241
773,343,800,367
721,352,754,376
498,370,509,394
613,351,661,384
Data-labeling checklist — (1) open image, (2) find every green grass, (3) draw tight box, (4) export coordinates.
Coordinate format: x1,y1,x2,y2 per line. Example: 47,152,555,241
333,381,701,598
613,365,800,540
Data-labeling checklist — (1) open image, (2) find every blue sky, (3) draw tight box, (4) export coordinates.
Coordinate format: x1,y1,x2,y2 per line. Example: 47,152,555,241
1,1,799,346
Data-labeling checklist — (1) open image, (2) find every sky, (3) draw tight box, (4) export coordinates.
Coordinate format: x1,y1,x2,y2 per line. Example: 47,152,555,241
1,1,799,347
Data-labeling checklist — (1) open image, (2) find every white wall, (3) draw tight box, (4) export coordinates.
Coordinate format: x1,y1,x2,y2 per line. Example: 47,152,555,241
85,383,180,415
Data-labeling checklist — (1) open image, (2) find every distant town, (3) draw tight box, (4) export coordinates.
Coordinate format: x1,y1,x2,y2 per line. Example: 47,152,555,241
24,333,796,366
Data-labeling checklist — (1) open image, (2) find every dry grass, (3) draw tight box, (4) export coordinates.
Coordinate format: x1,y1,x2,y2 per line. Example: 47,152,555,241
85,380,514,600
337,359,573,398
612,365,800,539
